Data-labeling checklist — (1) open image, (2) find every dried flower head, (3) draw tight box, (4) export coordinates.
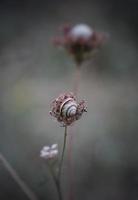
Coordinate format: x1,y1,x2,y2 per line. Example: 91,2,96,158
40,144,58,160
50,92,87,126
53,23,108,64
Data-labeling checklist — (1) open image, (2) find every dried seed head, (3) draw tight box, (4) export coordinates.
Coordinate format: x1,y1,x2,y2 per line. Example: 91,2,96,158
50,92,87,126
53,23,108,64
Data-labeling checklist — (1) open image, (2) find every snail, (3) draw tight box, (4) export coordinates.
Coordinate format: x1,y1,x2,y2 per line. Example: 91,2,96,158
50,92,87,126
60,98,77,118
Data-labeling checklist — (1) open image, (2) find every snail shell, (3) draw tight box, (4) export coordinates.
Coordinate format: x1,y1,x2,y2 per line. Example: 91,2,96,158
60,98,77,118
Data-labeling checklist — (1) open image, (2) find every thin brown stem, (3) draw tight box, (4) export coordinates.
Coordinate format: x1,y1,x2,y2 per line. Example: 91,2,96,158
73,64,81,98
58,126,67,181
67,63,82,200
0,153,38,200
47,126,68,200
67,127,75,200
48,164,63,200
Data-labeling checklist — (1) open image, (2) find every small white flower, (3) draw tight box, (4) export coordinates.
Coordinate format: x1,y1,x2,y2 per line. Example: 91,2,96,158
50,150,58,157
43,146,50,151
70,24,93,40
40,151,50,159
40,144,58,160
51,144,58,149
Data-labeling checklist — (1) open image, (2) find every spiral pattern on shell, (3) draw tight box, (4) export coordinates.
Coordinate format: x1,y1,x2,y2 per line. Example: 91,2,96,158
50,92,87,126
60,98,77,118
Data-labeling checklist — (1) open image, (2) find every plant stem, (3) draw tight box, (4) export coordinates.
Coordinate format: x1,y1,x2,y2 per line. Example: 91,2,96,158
0,153,38,200
47,126,67,200
58,126,67,181
55,179,63,200
67,63,82,200
73,64,81,98
48,164,63,200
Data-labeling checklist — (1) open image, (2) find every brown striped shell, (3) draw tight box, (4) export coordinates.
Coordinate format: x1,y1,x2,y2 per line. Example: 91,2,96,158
50,92,87,126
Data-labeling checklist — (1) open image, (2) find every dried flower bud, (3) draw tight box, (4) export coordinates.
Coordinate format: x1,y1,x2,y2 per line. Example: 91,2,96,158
40,144,58,160
53,23,108,64
50,92,87,126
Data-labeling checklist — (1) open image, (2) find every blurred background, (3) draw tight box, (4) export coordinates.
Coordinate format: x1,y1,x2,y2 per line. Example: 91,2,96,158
0,0,138,199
